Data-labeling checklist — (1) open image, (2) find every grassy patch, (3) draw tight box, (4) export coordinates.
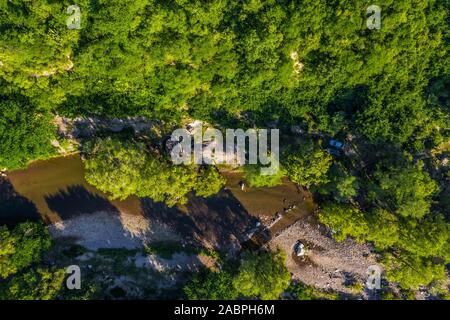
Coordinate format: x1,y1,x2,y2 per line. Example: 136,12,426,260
287,282,341,300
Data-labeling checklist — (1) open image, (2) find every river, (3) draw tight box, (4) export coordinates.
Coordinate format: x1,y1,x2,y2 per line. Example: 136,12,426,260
0,154,316,246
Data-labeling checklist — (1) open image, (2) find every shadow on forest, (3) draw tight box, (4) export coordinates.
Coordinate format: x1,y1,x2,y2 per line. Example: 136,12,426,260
0,178,41,227
45,185,119,220
141,189,260,250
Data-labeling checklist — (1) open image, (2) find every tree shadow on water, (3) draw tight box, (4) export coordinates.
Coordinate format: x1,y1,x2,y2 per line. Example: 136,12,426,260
141,189,260,251
45,185,119,220
0,178,41,227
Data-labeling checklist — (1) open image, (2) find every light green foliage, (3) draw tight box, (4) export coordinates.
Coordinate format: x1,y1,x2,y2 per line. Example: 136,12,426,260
0,98,56,169
194,166,226,198
1,1,446,147
320,201,450,289
184,269,238,300
383,254,447,291
244,163,284,188
0,268,65,300
83,137,224,206
0,0,449,297
83,138,148,200
0,0,80,107
232,250,291,300
318,203,369,243
0,222,52,279
0,222,64,300
184,250,291,300
284,142,332,188
372,162,439,218
366,208,399,249
396,215,449,260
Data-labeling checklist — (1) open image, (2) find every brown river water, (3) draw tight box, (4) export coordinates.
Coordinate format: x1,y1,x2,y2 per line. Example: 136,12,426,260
0,154,316,246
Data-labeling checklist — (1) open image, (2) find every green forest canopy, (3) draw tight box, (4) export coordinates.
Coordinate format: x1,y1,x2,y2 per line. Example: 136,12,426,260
1,1,448,143
0,0,448,293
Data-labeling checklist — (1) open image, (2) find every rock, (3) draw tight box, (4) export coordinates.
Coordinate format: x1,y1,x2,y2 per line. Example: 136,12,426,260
294,241,307,257
109,119,124,132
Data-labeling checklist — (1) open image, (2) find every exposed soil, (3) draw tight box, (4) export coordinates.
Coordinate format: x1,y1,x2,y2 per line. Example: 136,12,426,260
48,211,178,250
267,215,379,298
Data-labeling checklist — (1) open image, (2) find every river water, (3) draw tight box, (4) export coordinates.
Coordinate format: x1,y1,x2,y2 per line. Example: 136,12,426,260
0,155,316,243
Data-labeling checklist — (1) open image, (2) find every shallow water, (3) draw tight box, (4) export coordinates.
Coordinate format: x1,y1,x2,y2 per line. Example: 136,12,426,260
1,156,316,247
3,154,142,224
220,171,317,235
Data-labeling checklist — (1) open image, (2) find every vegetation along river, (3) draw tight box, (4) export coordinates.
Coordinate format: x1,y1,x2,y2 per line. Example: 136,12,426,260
0,154,316,241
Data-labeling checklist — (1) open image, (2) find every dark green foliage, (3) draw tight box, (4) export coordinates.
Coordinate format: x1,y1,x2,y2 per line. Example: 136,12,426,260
319,165,360,202
318,200,449,289
370,161,439,219
0,221,66,300
287,282,340,300
318,203,369,243
184,268,238,300
233,250,291,300
0,1,446,149
0,267,65,300
0,222,52,278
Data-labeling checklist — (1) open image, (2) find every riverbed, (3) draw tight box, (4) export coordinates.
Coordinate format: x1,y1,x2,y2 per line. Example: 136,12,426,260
1,154,316,250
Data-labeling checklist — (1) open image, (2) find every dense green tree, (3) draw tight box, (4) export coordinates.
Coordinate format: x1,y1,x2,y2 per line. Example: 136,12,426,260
0,267,65,300
365,208,399,250
396,215,449,260
0,98,56,169
0,0,449,298
0,221,66,300
319,165,360,202
0,222,51,279
83,137,224,206
318,203,369,243
283,142,332,188
83,137,148,200
193,166,226,198
183,268,238,300
383,254,447,290
232,250,291,300
371,162,439,218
